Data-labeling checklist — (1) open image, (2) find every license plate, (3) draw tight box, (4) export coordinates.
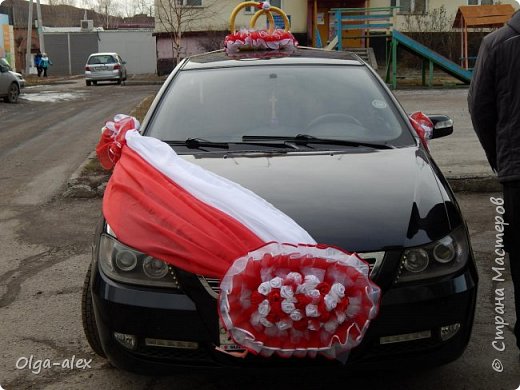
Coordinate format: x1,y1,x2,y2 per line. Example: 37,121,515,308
95,66,108,71
219,320,244,351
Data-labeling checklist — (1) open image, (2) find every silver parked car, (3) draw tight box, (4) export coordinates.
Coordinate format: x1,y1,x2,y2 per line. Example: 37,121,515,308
85,52,127,86
0,58,24,103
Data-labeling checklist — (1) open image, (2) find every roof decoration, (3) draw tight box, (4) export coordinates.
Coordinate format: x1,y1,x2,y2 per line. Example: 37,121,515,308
224,1,298,52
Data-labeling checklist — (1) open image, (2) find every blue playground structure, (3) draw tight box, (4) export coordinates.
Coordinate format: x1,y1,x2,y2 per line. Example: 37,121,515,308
321,7,473,89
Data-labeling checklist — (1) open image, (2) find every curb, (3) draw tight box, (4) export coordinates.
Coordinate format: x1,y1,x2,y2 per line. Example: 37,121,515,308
64,151,110,199
446,175,501,193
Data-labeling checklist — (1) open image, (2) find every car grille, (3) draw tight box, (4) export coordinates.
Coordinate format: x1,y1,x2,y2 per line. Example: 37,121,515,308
198,251,385,299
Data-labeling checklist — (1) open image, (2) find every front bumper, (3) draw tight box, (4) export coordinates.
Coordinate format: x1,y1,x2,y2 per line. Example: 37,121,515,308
91,261,477,375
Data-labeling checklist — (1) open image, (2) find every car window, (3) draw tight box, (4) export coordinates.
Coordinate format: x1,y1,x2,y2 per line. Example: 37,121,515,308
88,55,116,65
147,65,415,147
0,58,12,71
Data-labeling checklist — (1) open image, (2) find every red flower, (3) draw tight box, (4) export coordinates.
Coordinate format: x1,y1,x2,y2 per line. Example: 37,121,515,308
250,291,264,306
336,297,350,313
268,290,282,303
270,300,283,317
294,294,312,311
266,311,282,324
317,282,331,295
308,319,321,331
293,319,308,331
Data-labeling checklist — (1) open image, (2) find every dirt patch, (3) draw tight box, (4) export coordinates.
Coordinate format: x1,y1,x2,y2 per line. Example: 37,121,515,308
64,94,155,198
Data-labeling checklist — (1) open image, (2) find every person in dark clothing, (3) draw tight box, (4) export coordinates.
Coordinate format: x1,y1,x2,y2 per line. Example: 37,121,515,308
468,10,520,352
34,52,42,77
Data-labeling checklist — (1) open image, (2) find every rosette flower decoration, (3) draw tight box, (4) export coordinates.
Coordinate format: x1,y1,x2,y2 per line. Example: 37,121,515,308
219,243,381,359
224,1,298,52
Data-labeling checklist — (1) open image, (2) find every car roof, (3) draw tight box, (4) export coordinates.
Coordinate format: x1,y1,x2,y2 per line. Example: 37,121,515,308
88,52,119,57
182,47,365,70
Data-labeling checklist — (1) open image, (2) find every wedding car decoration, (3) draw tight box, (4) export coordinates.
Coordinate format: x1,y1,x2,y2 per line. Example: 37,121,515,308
224,1,298,52
219,243,380,359
96,115,380,360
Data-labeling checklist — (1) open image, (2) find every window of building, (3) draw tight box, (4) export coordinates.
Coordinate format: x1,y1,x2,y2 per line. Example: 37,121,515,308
176,0,203,6
467,0,494,5
245,0,281,14
391,0,427,14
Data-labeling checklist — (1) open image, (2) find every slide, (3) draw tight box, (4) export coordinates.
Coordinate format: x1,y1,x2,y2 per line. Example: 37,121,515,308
392,30,473,84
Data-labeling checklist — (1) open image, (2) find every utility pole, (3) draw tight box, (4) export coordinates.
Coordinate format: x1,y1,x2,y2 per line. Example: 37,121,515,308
36,0,45,54
25,0,34,75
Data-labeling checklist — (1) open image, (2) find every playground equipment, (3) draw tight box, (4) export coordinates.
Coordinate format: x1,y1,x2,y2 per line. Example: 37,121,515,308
326,7,482,89
453,4,515,70
386,30,473,89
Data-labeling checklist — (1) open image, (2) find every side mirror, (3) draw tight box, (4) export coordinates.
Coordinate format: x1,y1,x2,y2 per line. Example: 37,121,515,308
427,114,454,139
0,65,8,73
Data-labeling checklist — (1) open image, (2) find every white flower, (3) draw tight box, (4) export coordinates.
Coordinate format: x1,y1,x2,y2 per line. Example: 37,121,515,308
258,299,270,316
336,312,346,324
250,312,262,326
260,317,274,328
286,272,303,284
269,276,283,289
290,309,303,321
257,281,272,295
330,283,345,298
307,289,321,300
281,300,296,314
324,294,338,311
324,319,339,333
276,319,292,331
304,274,320,287
280,285,294,299
305,304,320,318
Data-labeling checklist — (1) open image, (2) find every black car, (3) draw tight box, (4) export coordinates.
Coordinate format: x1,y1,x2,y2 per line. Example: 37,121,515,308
82,47,477,374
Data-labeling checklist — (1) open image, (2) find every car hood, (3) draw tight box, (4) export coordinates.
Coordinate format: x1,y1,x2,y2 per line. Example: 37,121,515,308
183,147,461,252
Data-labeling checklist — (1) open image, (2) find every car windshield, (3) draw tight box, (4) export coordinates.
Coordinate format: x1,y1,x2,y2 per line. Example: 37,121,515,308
88,55,116,64
147,65,414,147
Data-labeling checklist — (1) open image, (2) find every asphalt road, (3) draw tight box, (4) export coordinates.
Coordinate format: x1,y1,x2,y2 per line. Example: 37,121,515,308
0,83,519,389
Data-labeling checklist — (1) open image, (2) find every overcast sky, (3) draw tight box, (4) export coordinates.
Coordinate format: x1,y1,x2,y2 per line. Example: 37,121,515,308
36,0,154,16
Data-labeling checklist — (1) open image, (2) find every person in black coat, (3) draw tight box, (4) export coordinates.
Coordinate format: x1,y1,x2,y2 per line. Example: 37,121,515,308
468,10,520,352
34,52,42,77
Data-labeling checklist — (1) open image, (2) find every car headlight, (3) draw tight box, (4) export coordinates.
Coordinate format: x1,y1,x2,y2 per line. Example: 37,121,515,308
396,226,470,283
98,234,181,288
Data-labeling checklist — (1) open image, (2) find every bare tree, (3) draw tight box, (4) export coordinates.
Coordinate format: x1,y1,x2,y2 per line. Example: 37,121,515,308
403,6,457,61
122,0,153,17
155,0,217,65
48,0,77,5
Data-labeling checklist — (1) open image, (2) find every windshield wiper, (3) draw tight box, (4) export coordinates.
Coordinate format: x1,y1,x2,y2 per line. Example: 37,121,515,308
166,138,229,149
242,134,393,149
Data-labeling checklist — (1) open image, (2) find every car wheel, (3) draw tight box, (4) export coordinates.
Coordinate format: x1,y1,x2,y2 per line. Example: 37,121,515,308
86,80,92,86
4,82,19,103
81,264,106,358
117,79,122,85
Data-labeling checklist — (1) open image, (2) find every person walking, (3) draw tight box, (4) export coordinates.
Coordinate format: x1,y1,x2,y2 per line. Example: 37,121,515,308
468,10,520,352
34,52,42,77
39,53,52,77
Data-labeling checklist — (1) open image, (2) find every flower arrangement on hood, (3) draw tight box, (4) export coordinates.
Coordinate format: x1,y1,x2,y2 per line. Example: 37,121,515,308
219,243,380,359
224,1,298,52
